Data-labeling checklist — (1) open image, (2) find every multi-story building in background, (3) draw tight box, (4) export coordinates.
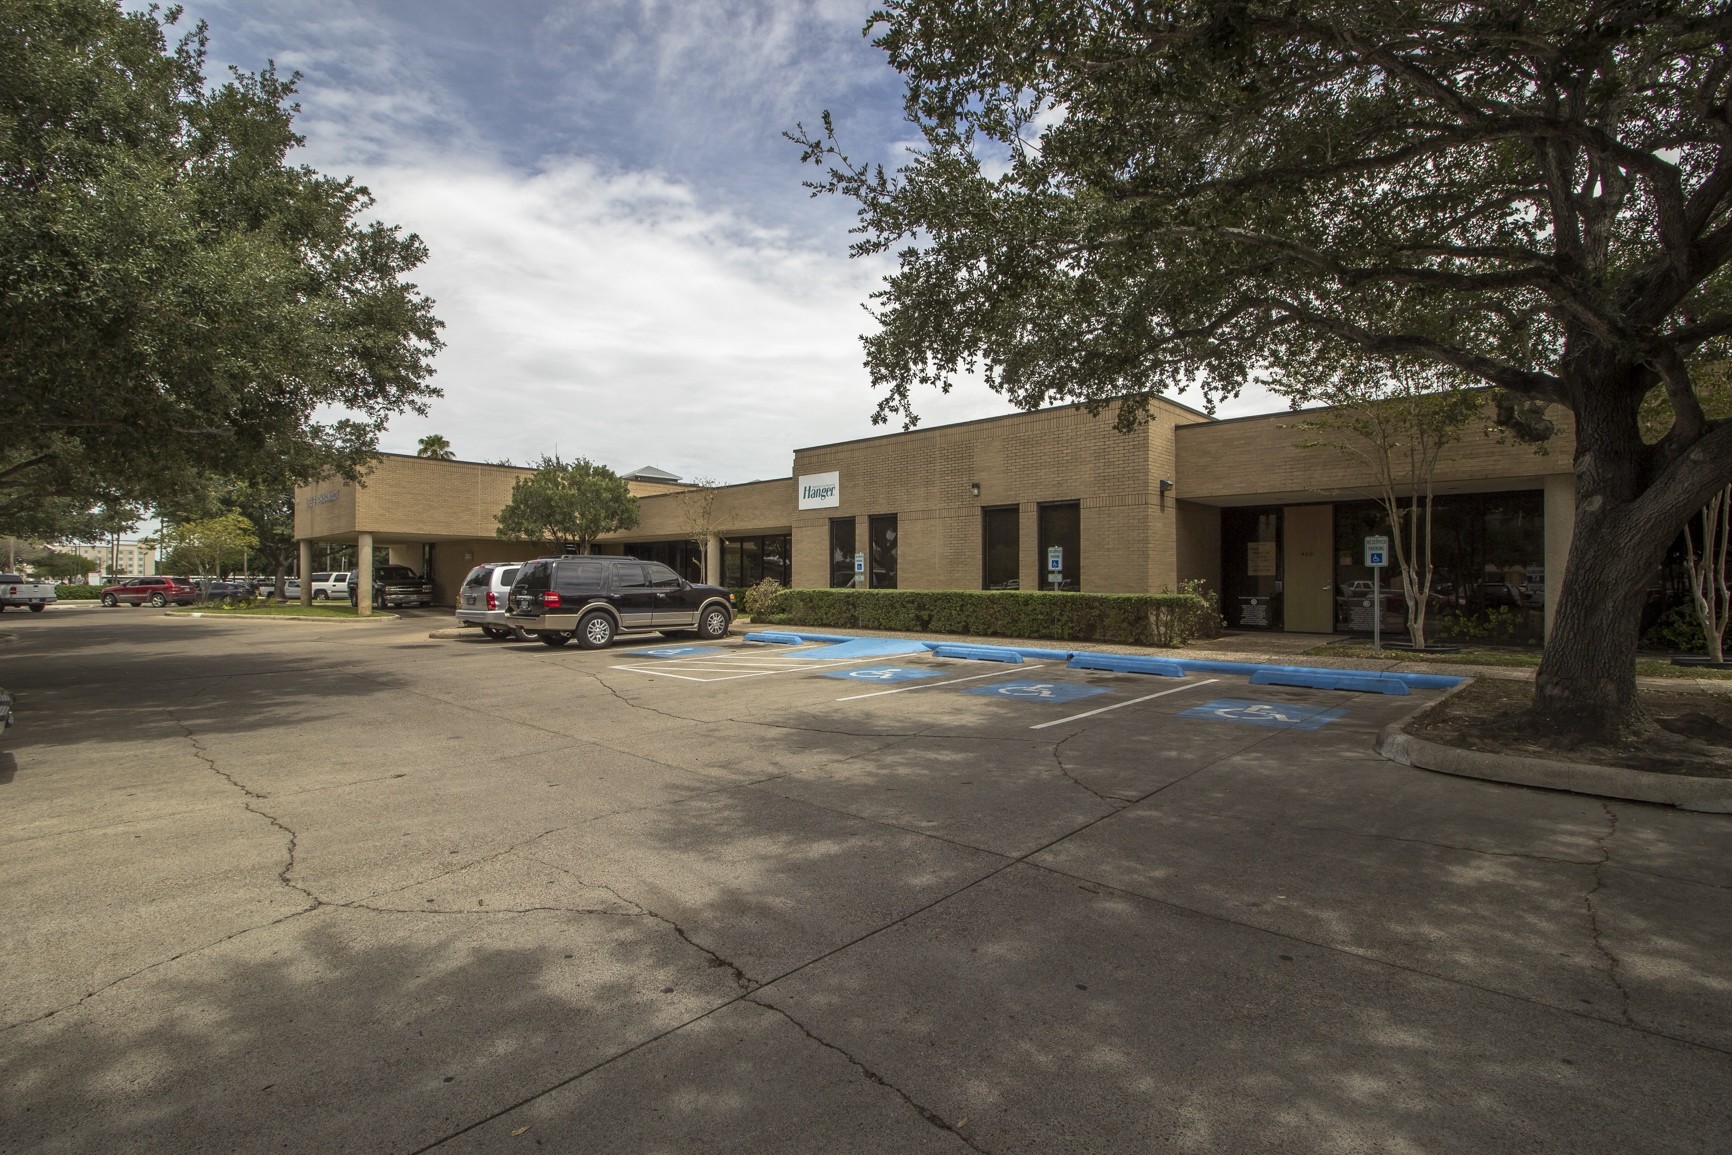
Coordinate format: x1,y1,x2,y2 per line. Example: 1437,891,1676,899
64,540,157,580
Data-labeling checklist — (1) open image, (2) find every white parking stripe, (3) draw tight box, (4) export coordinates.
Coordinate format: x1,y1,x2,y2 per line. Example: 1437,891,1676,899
835,663,1045,701
1027,679,1219,730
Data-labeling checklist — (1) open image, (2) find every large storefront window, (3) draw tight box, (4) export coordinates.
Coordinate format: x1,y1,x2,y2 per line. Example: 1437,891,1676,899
869,515,898,589
1037,502,1081,591
982,506,1020,589
1221,507,1282,629
1333,492,1545,643
829,518,856,587
634,540,702,583
721,534,792,588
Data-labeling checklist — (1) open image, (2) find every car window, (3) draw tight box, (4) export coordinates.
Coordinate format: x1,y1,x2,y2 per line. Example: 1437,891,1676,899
332,572,348,582
611,563,650,590
644,562,682,588
311,573,332,583
554,561,606,594
497,566,520,587
461,567,488,589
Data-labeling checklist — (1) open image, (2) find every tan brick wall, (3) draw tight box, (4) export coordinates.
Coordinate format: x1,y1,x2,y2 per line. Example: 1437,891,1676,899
601,478,795,543
1174,402,1575,503
789,401,1195,593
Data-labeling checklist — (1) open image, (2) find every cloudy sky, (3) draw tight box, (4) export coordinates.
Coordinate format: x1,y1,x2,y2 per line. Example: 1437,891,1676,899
165,0,1281,484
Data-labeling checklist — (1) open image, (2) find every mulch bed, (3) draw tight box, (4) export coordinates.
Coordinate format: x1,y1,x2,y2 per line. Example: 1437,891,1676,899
1406,678,1732,779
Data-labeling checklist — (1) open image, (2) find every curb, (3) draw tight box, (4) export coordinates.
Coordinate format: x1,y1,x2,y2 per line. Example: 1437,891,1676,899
1376,722,1732,812
169,610,399,624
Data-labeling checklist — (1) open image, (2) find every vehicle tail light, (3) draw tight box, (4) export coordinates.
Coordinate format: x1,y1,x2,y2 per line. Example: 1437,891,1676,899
486,591,497,610
541,591,561,608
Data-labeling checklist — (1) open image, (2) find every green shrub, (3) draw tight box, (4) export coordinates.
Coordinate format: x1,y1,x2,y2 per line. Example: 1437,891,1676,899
776,588,1208,647
741,578,785,619
54,584,101,599
1643,604,1707,653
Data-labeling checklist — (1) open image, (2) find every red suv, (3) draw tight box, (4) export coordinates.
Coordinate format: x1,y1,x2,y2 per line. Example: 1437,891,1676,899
100,576,199,607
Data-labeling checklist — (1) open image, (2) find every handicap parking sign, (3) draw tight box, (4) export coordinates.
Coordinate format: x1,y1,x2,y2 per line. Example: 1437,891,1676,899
819,666,939,683
641,645,726,659
965,681,1106,704
1179,699,1347,730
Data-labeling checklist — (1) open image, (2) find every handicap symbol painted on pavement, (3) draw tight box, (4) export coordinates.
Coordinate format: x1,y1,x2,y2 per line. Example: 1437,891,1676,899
819,665,940,683
1179,699,1348,730
640,646,728,659
965,681,1107,704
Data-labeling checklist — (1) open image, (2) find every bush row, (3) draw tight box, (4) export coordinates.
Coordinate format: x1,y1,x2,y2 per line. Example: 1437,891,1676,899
54,584,101,599
769,587,1211,647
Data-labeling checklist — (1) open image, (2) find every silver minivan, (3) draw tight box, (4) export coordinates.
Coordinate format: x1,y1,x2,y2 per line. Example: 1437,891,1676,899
456,562,525,639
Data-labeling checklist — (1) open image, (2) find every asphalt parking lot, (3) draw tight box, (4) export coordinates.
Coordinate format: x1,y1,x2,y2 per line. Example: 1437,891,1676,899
3,608,1730,1153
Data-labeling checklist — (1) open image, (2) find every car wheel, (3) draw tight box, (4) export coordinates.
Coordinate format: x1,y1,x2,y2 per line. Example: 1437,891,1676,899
481,626,511,640
313,590,328,601
538,631,573,648
101,594,118,607
29,603,46,613
149,593,167,607
576,612,616,649
697,605,731,640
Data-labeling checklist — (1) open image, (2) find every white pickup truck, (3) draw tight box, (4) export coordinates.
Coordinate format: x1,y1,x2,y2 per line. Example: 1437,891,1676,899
0,574,57,613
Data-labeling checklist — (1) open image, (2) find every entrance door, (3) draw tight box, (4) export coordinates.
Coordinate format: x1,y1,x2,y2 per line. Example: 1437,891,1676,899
1221,508,1282,629
1283,505,1335,633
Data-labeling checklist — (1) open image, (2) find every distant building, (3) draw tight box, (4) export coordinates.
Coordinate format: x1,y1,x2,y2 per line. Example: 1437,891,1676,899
66,540,157,579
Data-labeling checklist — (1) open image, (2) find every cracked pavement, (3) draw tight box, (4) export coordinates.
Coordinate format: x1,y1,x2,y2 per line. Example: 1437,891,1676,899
2,609,1730,1153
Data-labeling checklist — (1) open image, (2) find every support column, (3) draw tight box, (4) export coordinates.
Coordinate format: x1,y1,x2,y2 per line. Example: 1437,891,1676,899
1543,474,1575,643
705,534,722,587
356,532,374,617
298,539,313,606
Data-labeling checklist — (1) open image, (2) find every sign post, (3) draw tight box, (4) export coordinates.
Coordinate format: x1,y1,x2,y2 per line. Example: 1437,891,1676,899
1364,535,1390,655
853,551,865,588
1046,546,1063,588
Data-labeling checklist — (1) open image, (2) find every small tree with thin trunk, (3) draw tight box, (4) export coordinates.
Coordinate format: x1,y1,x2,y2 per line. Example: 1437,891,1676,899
495,456,639,554
679,477,721,583
1681,487,1731,664
1293,369,1482,649
165,512,258,587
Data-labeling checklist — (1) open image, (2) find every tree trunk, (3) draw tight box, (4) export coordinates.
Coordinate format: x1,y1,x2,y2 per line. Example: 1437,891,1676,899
1530,367,1732,739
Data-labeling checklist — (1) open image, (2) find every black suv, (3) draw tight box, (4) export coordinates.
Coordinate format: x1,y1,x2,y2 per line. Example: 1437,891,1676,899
507,556,733,649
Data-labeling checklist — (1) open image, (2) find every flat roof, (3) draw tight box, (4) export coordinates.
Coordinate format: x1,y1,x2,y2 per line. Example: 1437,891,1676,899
793,393,1218,455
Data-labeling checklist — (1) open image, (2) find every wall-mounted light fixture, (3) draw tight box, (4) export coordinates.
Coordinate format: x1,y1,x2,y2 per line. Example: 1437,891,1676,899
969,482,981,498
1158,478,1174,494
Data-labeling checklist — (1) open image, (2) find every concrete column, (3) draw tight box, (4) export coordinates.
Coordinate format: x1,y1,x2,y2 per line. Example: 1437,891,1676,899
1543,474,1575,643
705,534,722,586
298,539,313,606
356,532,374,617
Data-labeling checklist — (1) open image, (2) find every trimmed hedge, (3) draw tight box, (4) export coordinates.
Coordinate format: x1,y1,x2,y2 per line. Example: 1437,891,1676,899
54,584,101,599
776,588,1210,647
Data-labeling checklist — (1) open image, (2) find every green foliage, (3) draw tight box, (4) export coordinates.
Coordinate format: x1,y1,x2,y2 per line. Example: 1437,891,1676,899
1644,605,1709,654
165,512,257,577
1437,606,1532,645
416,435,455,460
24,549,90,580
53,583,99,599
495,456,640,552
777,589,1207,647
740,577,785,619
0,0,443,521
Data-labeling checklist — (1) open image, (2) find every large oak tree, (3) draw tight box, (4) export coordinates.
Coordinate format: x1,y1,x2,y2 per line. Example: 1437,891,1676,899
795,0,1732,739
0,0,442,533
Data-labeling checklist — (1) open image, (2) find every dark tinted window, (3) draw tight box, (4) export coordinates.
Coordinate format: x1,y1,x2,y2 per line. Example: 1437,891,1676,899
553,561,606,593
311,573,332,583
496,566,520,587
376,566,419,581
982,506,1019,589
869,515,898,590
829,518,857,588
1038,501,1081,591
611,562,650,589
645,562,682,588
461,566,488,589
514,561,553,594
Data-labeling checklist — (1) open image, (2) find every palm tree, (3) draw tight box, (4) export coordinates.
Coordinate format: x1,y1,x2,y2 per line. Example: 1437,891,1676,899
416,434,455,460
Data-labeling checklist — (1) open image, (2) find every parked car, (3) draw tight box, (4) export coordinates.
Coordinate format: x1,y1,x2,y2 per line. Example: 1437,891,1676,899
0,574,56,613
349,565,435,609
252,577,303,600
0,686,12,731
507,556,734,649
308,572,351,600
100,575,199,607
456,562,525,639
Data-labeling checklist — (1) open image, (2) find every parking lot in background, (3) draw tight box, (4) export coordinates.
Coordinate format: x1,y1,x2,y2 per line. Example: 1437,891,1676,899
3,610,1730,1154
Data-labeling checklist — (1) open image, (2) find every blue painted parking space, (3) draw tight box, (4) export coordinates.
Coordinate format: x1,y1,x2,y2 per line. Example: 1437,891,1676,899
965,681,1109,704
1179,699,1349,730
638,645,730,659
819,665,942,684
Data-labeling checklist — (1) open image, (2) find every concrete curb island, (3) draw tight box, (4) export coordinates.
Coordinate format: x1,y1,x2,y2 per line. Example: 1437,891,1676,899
166,609,400,623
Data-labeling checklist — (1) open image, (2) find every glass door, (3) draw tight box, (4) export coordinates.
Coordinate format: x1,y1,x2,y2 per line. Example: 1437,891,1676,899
1221,507,1283,629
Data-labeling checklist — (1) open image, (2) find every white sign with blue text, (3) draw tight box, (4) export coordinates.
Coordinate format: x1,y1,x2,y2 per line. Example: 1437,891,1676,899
797,471,840,510
1364,535,1389,568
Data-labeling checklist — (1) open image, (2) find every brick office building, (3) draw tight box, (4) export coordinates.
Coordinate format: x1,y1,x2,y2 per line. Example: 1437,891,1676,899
294,395,1578,639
